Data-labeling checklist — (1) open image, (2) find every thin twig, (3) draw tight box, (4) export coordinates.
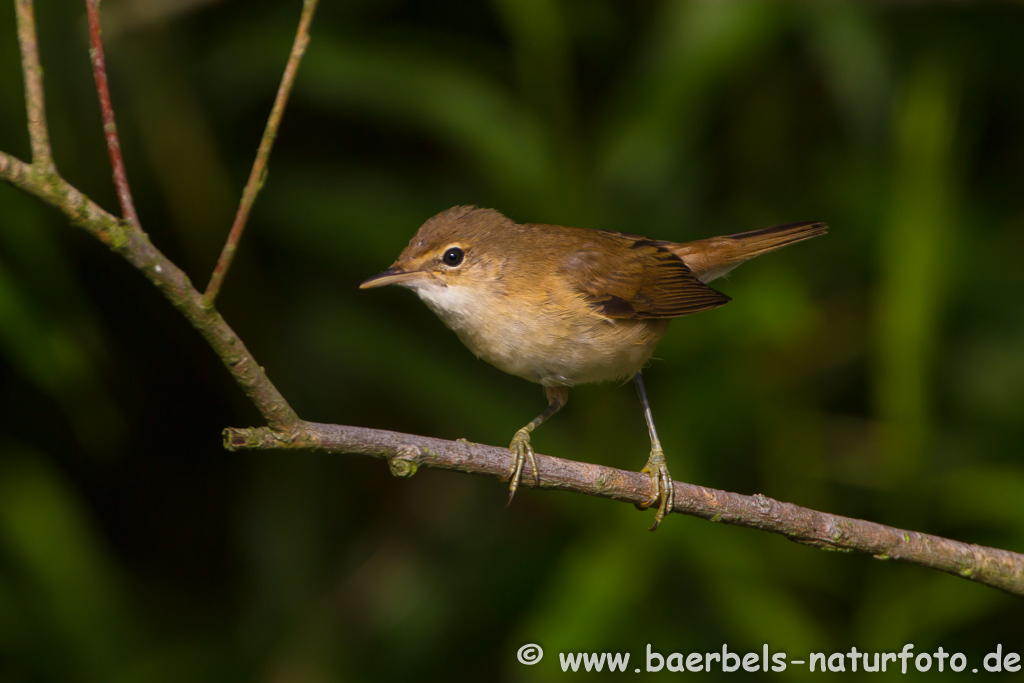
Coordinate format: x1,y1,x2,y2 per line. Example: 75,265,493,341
86,0,141,228
225,421,1024,597
14,0,54,174
204,0,319,305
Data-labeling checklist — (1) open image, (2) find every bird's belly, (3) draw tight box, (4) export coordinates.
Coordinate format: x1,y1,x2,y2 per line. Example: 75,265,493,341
478,316,669,386
416,284,669,386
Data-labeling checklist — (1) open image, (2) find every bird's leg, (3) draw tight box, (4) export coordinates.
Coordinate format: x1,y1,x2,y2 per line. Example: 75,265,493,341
503,385,567,506
634,371,673,530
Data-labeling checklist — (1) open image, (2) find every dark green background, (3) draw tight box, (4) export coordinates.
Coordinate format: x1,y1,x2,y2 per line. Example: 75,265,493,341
1,0,1022,680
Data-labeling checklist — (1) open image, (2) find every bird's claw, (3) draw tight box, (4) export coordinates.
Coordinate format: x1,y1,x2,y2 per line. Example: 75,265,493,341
638,447,674,531
502,427,538,506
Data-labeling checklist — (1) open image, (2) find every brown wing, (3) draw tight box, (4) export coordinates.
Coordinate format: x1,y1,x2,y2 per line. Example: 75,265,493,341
559,232,731,319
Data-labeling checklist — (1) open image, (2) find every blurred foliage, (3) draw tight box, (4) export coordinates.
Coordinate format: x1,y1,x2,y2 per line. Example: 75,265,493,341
2,0,1024,680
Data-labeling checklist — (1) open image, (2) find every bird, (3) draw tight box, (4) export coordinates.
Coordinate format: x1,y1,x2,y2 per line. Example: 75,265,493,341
361,206,826,528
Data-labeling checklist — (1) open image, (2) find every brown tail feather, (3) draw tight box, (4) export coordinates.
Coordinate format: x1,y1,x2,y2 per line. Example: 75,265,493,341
672,221,827,283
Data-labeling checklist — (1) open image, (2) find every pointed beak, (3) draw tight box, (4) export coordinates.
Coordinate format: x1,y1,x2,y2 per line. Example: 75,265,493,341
359,266,427,289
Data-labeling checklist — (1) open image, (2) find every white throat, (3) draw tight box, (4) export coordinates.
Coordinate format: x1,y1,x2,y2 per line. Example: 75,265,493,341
406,280,490,333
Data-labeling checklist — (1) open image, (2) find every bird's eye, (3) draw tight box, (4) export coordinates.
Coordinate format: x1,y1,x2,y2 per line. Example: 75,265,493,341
442,247,464,267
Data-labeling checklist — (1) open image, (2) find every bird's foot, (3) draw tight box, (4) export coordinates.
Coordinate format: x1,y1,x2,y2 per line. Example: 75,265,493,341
502,427,538,506
638,447,674,531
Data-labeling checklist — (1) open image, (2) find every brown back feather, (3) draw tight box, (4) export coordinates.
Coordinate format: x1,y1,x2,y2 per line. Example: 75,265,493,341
556,229,731,319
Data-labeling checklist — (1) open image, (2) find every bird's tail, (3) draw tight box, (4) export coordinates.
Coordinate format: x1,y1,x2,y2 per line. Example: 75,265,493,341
672,221,827,283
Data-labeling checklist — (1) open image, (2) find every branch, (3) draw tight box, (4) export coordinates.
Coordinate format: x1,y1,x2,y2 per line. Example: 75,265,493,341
0,149,300,431
204,0,319,305
15,0,54,174
225,421,1024,596
1,2,299,429
86,0,141,228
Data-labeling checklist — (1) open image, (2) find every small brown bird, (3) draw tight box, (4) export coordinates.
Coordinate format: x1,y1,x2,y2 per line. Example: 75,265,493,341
361,206,826,528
